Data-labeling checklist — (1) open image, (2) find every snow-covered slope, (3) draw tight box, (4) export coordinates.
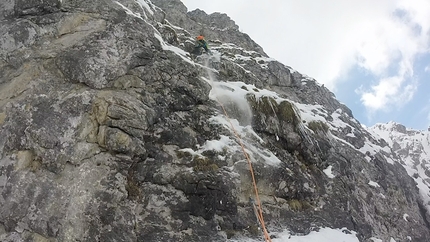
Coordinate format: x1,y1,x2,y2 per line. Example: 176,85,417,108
368,122,430,219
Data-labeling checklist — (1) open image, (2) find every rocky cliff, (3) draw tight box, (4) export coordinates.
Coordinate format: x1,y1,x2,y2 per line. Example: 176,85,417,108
368,122,430,225
0,0,429,241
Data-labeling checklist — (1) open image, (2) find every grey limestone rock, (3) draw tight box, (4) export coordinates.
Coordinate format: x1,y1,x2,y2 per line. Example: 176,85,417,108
0,0,429,241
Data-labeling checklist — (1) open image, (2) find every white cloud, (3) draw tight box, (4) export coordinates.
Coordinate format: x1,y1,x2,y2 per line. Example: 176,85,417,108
359,76,417,111
182,0,430,113
354,0,429,113
423,101,430,128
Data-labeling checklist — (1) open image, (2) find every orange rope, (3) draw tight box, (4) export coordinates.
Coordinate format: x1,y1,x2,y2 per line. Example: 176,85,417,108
215,98,272,242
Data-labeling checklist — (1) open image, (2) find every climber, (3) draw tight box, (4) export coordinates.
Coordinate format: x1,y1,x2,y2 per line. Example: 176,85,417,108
194,35,212,55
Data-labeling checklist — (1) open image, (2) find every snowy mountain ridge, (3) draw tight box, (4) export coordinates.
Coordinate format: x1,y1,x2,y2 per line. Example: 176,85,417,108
368,122,430,218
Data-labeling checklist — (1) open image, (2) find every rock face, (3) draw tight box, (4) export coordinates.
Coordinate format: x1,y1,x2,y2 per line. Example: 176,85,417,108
0,0,429,241
368,122,430,226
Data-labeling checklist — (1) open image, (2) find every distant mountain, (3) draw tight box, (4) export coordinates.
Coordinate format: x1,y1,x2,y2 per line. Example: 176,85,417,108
368,122,430,224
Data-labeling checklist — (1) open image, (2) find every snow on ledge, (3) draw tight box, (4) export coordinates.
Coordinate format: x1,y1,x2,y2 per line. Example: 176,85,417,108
153,32,195,65
368,180,381,188
136,0,154,15
323,165,335,178
115,2,144,20
259,227,360,242
209,115,281,166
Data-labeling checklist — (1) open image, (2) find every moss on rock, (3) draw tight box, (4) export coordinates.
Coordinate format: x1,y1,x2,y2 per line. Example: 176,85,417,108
193,156,219,172
307,120,329,133
247,94,297,124
278,100,296,124
288,199,312,211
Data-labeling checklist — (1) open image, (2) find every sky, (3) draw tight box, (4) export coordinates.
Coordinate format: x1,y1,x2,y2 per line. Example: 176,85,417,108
181,0,430,130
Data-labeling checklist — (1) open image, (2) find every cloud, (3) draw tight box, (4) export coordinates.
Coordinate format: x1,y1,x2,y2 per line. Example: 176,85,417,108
420,101,430,129
359,76,417,111
353,0,429,113
182,0,430,112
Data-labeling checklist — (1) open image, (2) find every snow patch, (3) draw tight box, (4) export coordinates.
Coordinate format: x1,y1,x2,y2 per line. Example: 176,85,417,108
178,148,201,157
233,227,359,242
136,0,154,15
323,165,335,178
294,102,327,123
115,2,143,20
209,115,281,166
368,180,380,188
300,76,323,87
331,109,356,133
368,124,430,216
179,136,234,157
203,74,283,167
153,32,195,65
200,135,233,152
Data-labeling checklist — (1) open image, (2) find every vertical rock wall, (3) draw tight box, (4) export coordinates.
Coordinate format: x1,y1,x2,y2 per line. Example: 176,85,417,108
0,0,429,241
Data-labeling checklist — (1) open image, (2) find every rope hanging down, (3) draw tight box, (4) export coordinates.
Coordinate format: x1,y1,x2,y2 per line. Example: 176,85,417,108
215,97,272,242
202,55,271,241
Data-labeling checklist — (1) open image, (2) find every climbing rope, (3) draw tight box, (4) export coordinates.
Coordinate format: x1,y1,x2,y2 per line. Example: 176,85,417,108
202,55,271,241
215,98,272,242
